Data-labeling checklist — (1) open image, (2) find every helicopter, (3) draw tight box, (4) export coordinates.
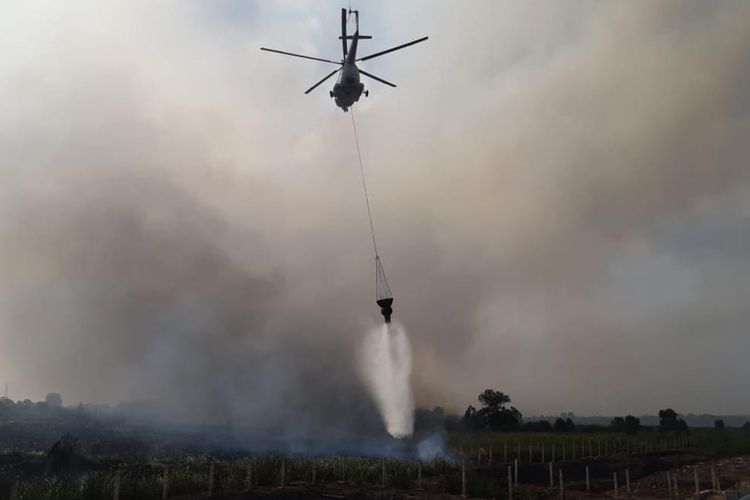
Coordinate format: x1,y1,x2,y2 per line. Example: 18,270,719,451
261,8,428,112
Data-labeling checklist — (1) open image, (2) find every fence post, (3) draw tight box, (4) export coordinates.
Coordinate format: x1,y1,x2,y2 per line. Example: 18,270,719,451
208,462,215,497
586,465,590,492
514,458,518,486
626,468,631,494
280,460,286,487
549,462,554,487
667,471,672,499
711,465,717,490
693,466,699,497
673,473,679,499
461,464,467,498
312,459,316,485
613,472,618,499
507,465,513,500
382,458,386,487
162,466,169,500
113,470,121,500
559,469,564,499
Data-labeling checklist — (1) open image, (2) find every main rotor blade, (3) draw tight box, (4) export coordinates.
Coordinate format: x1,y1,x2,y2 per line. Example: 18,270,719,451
260,47,342,66
356,36,429,62
305,68,341,94
359,70,397,88
341,8,348,58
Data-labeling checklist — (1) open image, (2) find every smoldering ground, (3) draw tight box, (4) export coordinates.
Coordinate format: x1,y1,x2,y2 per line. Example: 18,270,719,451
1,0,750,440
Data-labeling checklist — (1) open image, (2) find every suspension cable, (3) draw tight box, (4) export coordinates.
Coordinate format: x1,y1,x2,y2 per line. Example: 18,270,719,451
350,109,379,258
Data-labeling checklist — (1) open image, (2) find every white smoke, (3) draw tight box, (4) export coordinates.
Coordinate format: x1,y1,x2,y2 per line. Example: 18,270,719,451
359,322,415,439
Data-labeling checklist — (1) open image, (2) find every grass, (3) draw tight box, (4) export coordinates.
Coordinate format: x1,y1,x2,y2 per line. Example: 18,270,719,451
6,429,750,499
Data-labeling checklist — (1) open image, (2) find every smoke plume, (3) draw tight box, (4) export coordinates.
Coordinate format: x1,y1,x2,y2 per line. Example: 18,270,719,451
0,0,749,432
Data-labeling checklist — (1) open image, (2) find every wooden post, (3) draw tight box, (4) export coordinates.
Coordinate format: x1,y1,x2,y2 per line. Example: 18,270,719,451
549,462,554,487
559,469,564,499
667,471,672,499
280,460,286,487
514,458,518,485
162,466,169,500
673,473,679,499
626,468,631,494
693,466,699,497
586,465,590,492
312,460,316,485
711,465,717,490
113,471,121,500
613,472,618,499
382,458,386,487
507,465,513,500
208,463,215,497
461,464,467,498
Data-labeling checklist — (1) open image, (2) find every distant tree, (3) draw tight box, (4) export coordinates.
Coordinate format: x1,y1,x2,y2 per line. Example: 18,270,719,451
0,397,15,415
415,406,447,432
463,405,483,432
478,390,522,430
742,422,750,431
552,417,575,432
658,408,683,432
624,415,641,434
462,390,522,431
714,419,725,430
611,417,626,431
46,393,63,408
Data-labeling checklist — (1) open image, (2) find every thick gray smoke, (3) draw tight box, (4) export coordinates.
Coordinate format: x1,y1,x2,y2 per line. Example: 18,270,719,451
1,0,750,433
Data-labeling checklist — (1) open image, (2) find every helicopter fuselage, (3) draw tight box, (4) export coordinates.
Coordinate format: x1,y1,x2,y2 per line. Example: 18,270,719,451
331,34,365,112
260,8,427,112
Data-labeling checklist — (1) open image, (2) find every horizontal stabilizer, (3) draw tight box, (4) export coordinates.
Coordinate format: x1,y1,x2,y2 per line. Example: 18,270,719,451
339,35,373,40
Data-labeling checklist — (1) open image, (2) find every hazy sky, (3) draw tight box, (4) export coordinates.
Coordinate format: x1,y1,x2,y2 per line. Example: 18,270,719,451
1,0,750,429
